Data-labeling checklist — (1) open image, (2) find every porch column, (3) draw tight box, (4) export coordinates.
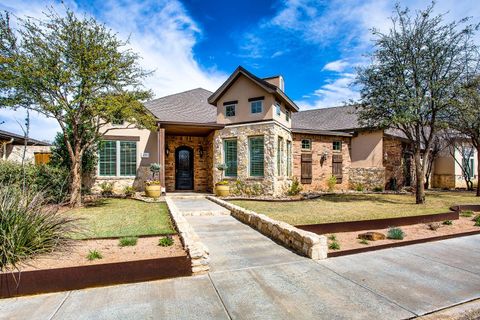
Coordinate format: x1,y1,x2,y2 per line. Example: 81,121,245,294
158,127,166,189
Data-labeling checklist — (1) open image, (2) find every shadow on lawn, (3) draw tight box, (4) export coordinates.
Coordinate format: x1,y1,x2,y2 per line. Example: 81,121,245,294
316,194,413,205
83,198,109,208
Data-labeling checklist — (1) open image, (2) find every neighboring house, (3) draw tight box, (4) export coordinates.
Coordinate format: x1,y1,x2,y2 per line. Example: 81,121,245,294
93,66,453,195
0,129,51,164
433,138,478,189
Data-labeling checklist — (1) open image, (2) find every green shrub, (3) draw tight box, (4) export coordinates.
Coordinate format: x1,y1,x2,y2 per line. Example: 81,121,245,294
442,220,453,225
328,234,337,241
87,249,102,261
359,239,369,245
124,186,136,197
100,182,114,196
0,187,78,271
0,161,69,203
387,227,405,240
158,236,174,247
287,177,303,196
474,215,480,226
327,176,337,192
119,236,138,247
460,210,474,217
328,241,340,250
354,183,365,192
373,186,384,192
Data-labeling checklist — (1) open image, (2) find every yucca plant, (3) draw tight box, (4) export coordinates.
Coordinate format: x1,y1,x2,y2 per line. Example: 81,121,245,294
0,186,78,271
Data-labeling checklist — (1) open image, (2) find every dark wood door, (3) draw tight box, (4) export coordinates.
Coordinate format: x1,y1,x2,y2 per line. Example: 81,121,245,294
175,147,193,190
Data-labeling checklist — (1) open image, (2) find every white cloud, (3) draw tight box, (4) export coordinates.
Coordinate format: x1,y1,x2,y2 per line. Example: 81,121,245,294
322,59,350,72
1,0,228,141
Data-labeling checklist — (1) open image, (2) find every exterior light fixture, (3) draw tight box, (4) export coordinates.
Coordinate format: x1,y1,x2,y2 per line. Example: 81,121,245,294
199,145,204,158
165,144,170,157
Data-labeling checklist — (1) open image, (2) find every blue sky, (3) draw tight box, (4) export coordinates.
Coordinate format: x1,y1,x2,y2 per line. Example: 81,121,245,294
1,0,479,141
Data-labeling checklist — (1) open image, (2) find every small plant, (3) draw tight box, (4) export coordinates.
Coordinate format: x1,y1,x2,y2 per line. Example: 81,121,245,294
327,175,337,192
145,163,161,186
158,235,174,247
216,163,228,182
427,222,441,231
387,227,405,240
474,215,480,227
99,182,114,196
354,183,365,192
119,236,138,247
373,186,384,192
87,249,102,261
442,220,453,225
124,186,136,197
460,210,474,218
287,177,303,196
328,234,337,241
359,239,369,245
328,241,340,250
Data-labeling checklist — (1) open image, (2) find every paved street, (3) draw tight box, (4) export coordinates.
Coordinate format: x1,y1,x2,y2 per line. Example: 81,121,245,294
1,211,479,319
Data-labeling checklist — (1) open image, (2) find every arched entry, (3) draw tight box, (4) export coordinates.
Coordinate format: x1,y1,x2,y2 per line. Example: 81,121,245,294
175,146,194,190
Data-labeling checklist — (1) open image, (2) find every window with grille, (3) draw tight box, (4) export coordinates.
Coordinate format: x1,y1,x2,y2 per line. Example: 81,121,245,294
301,139,311,150
286,109,291,121
277,137,284,176
120,141,137,176
250,100,263,114
225,104,236,117
462,148,475,179
99,141,117,176
286,141,292,176
275,102,281,116
333,141,342,152
224,139,238,177
99,140,137,177
249,136,264,176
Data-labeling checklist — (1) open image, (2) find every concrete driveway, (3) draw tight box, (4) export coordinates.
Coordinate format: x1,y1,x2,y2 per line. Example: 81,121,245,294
1,214,479,320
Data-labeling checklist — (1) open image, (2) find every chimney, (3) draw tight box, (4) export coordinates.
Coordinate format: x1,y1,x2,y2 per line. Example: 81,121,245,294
263,75,284,91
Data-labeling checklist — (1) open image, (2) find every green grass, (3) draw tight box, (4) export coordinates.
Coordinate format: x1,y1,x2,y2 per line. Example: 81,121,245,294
87,249,102,261
119,236,138,247
230,192,480,225
68,199,175,239
158,236,174,247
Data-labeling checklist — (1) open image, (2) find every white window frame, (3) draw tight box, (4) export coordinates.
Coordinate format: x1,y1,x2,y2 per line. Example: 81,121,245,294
301,139,311,150
286,109,291,121
98,140,137,178
225,104,236,117
250,100,263,114
275,102,281,116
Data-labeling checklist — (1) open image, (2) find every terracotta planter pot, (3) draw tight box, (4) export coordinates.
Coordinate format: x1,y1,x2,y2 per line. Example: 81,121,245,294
215,184,230,197
145,185,161,198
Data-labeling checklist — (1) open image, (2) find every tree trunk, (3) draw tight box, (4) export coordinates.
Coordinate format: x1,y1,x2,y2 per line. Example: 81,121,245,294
69,155,83,207
414,150,426,204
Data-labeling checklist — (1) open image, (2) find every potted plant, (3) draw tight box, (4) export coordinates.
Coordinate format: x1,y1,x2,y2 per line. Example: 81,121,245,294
215,163,230,196
145,163,162,198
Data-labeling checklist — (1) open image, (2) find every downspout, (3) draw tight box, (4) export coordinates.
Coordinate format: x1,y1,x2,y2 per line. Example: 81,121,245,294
2,138,14,160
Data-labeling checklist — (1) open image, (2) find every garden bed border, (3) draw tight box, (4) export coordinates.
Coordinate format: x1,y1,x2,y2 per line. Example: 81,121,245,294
296,211,460,234
328,230,480,257
207,196,328,260
0,255,191,299
450,205,480,212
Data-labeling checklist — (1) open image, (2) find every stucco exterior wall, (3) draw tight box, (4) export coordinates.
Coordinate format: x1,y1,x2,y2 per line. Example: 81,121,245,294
213,122,292,196
432,145,478,189
292,133,351,191
350,131,383,168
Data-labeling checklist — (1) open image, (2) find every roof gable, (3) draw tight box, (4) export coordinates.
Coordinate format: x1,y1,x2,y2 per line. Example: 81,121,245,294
208,66,299,111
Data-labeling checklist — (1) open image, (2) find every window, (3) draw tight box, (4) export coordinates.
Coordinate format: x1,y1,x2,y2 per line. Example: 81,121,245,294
301,139,311,150
98,140,137,177
462,148,475,179
250,100,263,114
333,141,342,152
286,109,291,121
224,139,238,177
249,136,264,176
120,141,137,176
225,104,236,117
277,137,284,176
286,141,292,176
275,102,281,116
99,141,117,176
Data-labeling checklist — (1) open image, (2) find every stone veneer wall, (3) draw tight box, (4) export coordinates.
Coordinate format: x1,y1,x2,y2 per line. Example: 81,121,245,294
213,122,292,196
292,133,351,191
164,135,214,193
4,145,51,163
348,167,386,190
383,136,408,189
165,197,209,274
432,174,456,189
208,196,327,260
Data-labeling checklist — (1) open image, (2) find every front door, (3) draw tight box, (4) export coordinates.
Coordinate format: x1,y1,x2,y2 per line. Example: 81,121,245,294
175,146,194,190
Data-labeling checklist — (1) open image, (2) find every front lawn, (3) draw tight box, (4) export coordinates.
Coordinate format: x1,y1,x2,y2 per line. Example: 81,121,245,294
67,199,175,239
230,192,480,225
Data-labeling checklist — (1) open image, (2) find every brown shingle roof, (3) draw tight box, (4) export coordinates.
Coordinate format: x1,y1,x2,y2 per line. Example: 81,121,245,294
0,129,51,146
144,88,217,124
292,105,360,131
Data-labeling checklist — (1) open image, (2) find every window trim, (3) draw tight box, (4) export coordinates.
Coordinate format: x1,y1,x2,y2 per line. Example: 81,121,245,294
277,136,284,176
301,139,311,150
223,138,238,177
285,109,291,121
249,136,265,177
333,141,342,152
250,100,263,114
275,102,281,117
225,104,236,117
98,140,137,178
286,140,292,176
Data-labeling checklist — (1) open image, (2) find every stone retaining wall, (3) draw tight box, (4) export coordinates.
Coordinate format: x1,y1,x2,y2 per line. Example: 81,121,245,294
165,197,209,274
207,196,328,260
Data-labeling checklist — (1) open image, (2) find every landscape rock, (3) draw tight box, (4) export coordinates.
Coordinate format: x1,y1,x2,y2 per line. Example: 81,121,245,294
358,232,386,241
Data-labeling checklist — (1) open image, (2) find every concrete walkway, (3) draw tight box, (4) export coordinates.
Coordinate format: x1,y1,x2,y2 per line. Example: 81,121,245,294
167,196,230,216
1,201,480,319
